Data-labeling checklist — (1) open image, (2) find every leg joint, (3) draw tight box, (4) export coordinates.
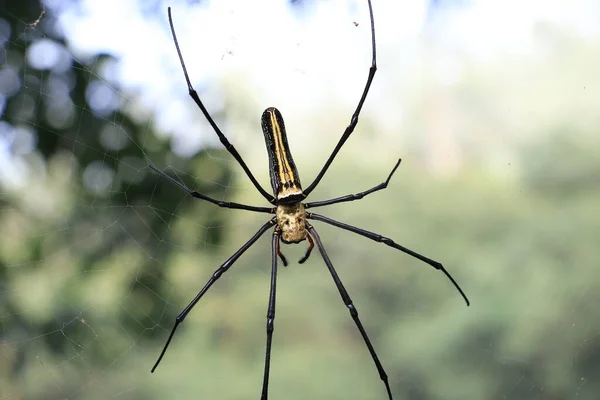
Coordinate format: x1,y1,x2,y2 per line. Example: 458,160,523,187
346,303,358,318
266,318,274,333
213,269,223,279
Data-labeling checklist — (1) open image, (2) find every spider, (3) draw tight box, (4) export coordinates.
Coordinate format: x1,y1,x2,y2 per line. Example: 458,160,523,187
149,2,470,399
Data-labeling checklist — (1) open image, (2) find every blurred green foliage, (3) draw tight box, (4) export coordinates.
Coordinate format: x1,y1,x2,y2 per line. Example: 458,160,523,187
1,1,599,400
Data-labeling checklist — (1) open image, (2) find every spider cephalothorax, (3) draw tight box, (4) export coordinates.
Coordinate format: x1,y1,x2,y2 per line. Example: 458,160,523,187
276,203,307,244
150,3,470,400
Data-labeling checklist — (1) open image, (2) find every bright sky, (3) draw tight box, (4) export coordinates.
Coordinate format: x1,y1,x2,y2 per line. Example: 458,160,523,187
52,0,600,158
2,0,600,188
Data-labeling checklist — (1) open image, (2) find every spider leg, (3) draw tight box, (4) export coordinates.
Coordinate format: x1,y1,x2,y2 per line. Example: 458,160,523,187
261,229,281,400
304,159,401,209
308,224,393,400
277,241,288,267
151,218,276,373
303,0,377,197
149,164,274,213
167,8,275,204
298,233,314,264
307,213,470,306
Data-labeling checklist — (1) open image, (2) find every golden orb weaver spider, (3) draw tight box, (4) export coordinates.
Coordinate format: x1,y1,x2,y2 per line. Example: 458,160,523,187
149,2,470,399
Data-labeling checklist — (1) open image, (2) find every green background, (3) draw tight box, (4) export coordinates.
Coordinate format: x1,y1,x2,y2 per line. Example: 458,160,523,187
1,1,599,399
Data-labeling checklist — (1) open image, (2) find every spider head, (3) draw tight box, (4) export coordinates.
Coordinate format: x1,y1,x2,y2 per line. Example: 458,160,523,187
276,203,307,244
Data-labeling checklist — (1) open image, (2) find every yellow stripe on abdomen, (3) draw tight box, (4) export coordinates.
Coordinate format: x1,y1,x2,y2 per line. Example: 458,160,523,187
261,108,303,204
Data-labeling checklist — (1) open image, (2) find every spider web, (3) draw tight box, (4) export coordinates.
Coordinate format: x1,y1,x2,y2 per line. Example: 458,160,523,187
1,1,600,400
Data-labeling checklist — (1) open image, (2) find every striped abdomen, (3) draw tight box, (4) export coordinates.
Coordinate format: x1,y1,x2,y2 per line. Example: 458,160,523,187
261,107,304,204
